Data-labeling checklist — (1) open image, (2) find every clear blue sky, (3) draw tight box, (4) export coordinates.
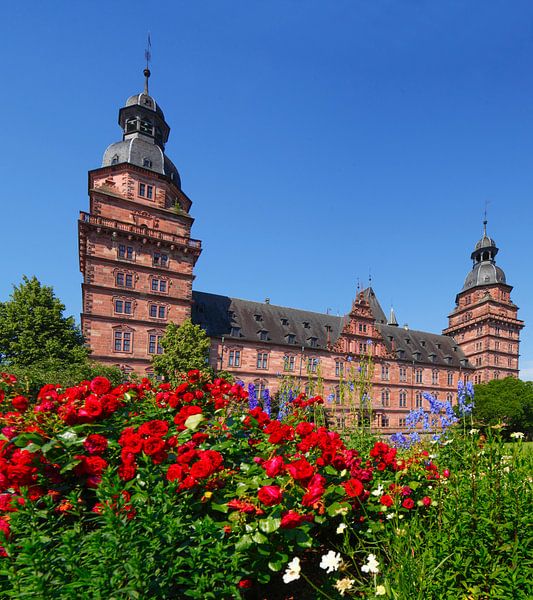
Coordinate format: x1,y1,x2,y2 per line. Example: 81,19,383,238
2,1,532,379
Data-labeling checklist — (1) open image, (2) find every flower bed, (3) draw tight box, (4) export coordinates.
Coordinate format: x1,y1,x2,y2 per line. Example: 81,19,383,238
0,369,453,597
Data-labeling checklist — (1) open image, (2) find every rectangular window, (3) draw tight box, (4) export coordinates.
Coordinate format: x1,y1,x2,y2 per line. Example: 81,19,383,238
118,245,134,260
335,361,343,377
228,350,241,367
284,355,295,372
151,279,167,293
139,183,146,197
399,366,407,382
158,306,165,319
399,418,407,428
307,357,319,373
115,300,123,313
416,394,423,408
416,369,423,384
150,305,157,318
230,327,241,337
359,343,367,353
257,352,268,369
125,274,133,288
399,392,407,408
114,331,132,352
286,334,295,344
432,370,439,385
149,334,163,354
146,185,153,199
153,253,168,267
381,365,389,381
116,273,124,286
447,372,453,386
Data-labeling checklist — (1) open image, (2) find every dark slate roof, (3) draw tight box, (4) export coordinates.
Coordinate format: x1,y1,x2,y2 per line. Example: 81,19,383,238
192,289,472,369
192,291,343,350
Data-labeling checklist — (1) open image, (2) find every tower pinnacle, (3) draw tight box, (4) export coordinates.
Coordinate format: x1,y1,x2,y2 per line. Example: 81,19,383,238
144,33,152,94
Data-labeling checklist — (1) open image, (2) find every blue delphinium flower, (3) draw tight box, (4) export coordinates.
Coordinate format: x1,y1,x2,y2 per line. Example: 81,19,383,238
262,388,271,417
248,383,258,410
327,393,334,404
457,380,475,416
235,379,245,388
390,432,410,449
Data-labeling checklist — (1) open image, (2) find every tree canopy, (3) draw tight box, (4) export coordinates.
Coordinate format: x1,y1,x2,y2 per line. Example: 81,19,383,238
152,319,211,383
473,376,533,436
0,276,89,366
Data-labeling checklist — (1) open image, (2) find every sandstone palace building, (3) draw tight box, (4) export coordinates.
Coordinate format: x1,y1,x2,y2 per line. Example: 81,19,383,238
78,70,524,429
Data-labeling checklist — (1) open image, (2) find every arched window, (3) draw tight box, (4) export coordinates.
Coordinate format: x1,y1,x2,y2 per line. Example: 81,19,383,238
140,119,153,134
111,154,119,165
381,389,390,407
415,391,423,408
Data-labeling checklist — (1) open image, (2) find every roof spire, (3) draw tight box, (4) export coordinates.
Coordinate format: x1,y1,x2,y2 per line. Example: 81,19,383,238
388,306,398,326
144,33,152,95
483,199,490,236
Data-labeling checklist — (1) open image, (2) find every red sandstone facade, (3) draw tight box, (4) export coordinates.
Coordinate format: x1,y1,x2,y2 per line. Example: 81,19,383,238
78,74,523,430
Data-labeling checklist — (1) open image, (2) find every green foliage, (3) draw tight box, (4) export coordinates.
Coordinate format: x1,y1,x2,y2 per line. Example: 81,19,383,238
363,431,533,599
6,359,124,394
0,276,88,366
473,377,533,436
152,319,211,383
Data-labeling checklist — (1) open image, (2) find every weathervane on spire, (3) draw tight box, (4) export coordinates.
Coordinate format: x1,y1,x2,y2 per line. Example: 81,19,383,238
483,199,490,236
144,33,152,94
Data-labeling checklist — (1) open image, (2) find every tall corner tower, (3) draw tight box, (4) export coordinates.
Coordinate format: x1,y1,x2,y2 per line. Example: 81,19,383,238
78,68,202,375
443,221,523,383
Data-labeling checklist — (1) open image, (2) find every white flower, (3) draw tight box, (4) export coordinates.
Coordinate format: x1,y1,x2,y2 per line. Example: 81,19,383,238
361,553,380,574
386,513,394,520
320,550,342,573
371,484,384,497
336,523,347,534
283,557,301,584
469,428,479,435
334,577,355,596
376,584,387,596
510,431,525,439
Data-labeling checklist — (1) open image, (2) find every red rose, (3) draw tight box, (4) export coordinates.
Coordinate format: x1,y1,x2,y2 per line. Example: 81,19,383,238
301,484,324,507
280,510,314,529
257,485,283,506
287,458,315,481
89,376,111,395
143,437,166,456
83,434,108,455
190,460,213,479
296,422,314,437
187,369,200,382
119,429,143,453
262,455,285,477
402,498,415,510
12,396,29,412
167,463,186,482
238,579,253,589
138,419,169,438
343,478,364,498
81,396,103,419
174,405,203,429
118,463,136,481
422,496,432,507
380,494,394,507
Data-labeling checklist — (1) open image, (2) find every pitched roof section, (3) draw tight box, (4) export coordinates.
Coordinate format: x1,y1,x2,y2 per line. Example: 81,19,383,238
191,289,472,369
192,291,344,350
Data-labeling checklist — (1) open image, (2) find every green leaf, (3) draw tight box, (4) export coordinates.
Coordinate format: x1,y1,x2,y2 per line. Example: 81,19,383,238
258,517,281,534
184,414,205,431
252,531,268,544
210,502,228,514
235,534,253,552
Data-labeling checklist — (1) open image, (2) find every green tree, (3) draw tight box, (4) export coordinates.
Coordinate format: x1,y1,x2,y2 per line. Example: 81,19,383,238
473,376,533,436
0,276,88,366
152,319,212,383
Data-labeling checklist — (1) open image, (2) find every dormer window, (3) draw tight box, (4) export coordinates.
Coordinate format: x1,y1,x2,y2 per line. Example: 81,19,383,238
429,353,437,363
308,337,318,348
280,318,289,326
303,321,310,329
420,340,426,347
254,314,262,322
143,158,153,168
111,154,119,165
230,326,241,338
286,334,296,344
258,330,268,342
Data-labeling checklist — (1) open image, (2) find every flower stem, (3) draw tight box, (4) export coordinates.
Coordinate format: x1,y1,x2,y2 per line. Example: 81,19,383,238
301,572,338,600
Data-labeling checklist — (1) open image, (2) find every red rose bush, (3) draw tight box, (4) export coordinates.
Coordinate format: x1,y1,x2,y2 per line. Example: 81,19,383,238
0,370,448,597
